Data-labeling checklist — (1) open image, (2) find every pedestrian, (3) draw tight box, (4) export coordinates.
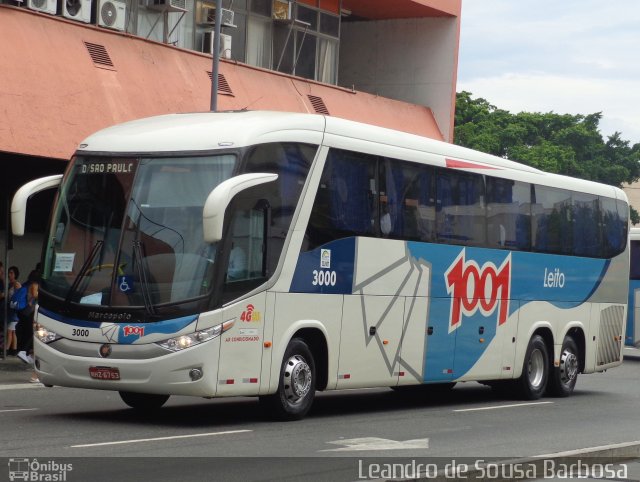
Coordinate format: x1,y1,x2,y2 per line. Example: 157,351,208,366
0,262,5,351
17,270,39,366
5,266,21,356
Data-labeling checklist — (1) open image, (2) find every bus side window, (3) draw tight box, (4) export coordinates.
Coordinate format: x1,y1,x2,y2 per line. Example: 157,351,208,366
436,169,486,246
226,207,265,282
601,196,628,258
630,240,640,280
221,198,269,304
532,185,572,255
305,148,377,249
243,142,315,271
486,177,531,250
378,158,435,241
572,193,600,257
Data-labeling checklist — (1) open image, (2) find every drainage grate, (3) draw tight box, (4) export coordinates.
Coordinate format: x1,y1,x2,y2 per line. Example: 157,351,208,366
206,72,234,96
307,95,329,115
84,41,114,69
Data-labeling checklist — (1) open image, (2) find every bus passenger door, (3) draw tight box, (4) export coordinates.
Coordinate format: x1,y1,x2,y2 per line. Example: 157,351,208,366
217,293,267,396
216,202,270,396
337,295,404,389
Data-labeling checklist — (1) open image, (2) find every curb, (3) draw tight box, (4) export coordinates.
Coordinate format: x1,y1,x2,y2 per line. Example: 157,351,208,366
417,442,640,481
536,440,640,461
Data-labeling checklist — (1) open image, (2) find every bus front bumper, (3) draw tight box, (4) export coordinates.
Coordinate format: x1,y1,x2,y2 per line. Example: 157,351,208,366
33,337,222,397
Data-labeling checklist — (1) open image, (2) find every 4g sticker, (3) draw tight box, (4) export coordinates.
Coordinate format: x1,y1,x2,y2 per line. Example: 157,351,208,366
240,304,261,322
445,250,511,333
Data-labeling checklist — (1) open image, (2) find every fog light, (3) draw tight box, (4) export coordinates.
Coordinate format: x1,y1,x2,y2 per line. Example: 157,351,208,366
189,368,203,381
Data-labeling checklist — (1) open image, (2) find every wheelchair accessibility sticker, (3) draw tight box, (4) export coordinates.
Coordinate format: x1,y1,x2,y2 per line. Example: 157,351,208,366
118,275,134,293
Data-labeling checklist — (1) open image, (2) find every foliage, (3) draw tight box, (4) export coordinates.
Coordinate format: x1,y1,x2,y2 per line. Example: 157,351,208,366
454,91,640,224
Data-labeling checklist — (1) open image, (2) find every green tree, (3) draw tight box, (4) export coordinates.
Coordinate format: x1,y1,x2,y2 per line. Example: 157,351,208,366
454,91,640,224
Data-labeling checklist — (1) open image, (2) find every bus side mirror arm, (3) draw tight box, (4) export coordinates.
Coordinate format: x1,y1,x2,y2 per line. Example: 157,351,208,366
203,173,278,243
11,174,63,236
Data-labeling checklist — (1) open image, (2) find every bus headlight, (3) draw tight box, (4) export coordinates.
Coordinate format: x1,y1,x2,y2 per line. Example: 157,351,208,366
35,326,61,344
156,319,235,352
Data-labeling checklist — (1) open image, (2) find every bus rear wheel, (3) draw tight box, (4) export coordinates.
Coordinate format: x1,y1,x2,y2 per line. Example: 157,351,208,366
119,391,170,410
515,334,549,400
548,336,579,397
260,338,315,421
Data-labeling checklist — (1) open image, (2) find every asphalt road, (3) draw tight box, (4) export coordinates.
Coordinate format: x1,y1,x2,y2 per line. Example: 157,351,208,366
1,351,640,481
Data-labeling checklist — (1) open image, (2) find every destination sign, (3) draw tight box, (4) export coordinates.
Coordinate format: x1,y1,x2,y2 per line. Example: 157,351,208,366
80,162,134,174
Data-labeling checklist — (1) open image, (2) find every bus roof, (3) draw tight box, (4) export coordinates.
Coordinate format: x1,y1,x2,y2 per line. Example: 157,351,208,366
77,110,627,202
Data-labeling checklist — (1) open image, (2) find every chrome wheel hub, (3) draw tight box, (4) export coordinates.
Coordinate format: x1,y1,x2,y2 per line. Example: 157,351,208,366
560,349,578,384
283,354,312,404
528,348,545,389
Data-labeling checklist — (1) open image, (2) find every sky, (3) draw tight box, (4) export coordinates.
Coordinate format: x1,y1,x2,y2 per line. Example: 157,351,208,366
457,0,640,145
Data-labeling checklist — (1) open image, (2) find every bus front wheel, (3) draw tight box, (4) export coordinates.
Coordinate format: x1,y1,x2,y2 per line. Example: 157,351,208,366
260,338,316,421
548,336,579,397
515,334,549,400
119,391,170,410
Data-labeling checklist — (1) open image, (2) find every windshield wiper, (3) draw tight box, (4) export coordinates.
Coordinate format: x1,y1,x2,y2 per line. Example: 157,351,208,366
65,240,104,305
133,240,156,316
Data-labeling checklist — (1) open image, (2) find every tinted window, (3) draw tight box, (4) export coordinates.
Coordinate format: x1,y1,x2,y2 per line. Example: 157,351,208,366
319,12,339,37
601,197,628,258
572,193,600,257
306,149,377,249
436,169,486,246
249,0,270,16
486,177,531,250
631,240,640,280
379,158,435,242
241,142,316,274
303,148,628,261
532,186,572,254
296,5,318,29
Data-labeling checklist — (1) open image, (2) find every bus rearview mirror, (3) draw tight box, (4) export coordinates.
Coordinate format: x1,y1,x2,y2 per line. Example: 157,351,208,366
203,173,278,243
11,175,63,236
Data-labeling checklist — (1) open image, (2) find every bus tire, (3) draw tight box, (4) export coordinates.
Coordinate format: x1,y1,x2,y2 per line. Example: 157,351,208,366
515,334,549,400
260,338,315,421
548,336,579,397
119,391,169,410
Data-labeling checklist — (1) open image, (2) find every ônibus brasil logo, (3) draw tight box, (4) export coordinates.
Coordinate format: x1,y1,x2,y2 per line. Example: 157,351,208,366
445,250,511,333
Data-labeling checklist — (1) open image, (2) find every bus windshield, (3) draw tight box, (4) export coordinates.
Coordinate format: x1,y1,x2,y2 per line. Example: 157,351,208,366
42,154,237,308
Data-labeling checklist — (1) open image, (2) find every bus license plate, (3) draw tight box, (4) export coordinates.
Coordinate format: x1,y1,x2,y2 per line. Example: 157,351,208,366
89,366,121,381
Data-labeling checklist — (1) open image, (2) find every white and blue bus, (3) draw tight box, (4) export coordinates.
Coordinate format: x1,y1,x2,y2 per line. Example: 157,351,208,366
12,111,629,420
626,228,640,348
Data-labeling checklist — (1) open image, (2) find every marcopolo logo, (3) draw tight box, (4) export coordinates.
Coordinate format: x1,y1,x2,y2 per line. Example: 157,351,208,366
8,458,73,481
445,250,511,333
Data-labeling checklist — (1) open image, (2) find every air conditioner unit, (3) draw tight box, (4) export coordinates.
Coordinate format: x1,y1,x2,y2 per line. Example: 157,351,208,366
220,8,234,26
97,0,126,31
203,31,232,59
27,0,57,15
61,0,92,23
200,7,234,27
272,0,291,20
146,0,187,12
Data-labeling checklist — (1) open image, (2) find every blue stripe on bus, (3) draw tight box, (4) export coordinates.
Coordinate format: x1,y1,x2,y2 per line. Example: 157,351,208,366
38,307,198,344
292,239,609,304
291,238,611,380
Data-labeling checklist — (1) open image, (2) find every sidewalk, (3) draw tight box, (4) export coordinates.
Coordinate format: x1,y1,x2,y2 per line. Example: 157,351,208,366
0,354,36,385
